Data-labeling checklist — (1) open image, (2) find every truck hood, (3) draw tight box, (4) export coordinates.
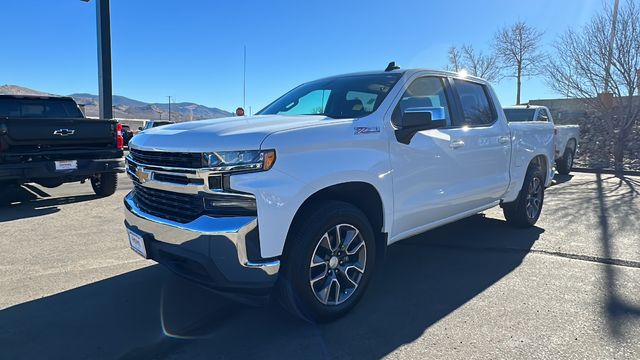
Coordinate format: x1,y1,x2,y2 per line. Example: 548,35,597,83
130,115,336,152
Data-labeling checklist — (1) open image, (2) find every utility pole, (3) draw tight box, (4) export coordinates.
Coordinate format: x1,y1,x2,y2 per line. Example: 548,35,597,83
603,0,620,95
243,46,247,110
84,0,113,119
167,95,172,121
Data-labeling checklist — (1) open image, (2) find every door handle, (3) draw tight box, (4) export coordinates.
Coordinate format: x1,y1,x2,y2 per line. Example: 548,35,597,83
498,135,510,144
450,139,465,149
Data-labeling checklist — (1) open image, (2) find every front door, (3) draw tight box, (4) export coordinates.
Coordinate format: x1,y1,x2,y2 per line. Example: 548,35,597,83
388,75,465,239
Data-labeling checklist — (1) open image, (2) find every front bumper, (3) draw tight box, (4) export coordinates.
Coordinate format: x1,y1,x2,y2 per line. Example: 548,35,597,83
123,192,280,293
0,158,124,182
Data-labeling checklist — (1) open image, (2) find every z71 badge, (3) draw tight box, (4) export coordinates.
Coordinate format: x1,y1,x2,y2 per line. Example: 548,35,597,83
354,126,380,135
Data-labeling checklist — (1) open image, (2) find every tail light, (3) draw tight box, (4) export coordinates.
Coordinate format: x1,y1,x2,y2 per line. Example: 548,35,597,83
116,123,124,150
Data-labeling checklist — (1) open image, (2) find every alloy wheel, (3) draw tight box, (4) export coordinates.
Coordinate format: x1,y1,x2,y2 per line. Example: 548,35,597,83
525,176,542,219
309,224,367,306
566,152,573,168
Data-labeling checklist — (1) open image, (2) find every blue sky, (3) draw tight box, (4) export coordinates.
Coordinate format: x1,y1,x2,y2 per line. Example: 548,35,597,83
0,0,602,113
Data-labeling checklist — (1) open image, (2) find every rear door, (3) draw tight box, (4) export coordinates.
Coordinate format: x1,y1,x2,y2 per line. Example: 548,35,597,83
443,78,511,210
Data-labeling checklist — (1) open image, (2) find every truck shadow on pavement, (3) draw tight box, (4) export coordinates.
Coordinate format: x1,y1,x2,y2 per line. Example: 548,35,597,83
0,215,542,359
0,184,99,222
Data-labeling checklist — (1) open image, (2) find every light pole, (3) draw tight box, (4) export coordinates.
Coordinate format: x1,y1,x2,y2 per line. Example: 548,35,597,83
167,96,172,121
81,0,113,119
597,0,620,108
603,0,620,95
243,46,246,111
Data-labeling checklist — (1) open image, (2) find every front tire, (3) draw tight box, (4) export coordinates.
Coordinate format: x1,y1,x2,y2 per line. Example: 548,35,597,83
277,200,376,323
503,164,545,227
91,172,118,197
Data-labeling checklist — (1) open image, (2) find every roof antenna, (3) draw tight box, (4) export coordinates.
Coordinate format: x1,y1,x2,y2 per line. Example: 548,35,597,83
385,61,400,72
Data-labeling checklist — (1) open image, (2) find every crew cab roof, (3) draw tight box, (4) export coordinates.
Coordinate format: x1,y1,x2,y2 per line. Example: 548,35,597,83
313,69,489,84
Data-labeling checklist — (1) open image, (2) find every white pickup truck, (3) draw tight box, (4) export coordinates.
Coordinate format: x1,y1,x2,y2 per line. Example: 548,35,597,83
124,68,555,322
503,105,580,175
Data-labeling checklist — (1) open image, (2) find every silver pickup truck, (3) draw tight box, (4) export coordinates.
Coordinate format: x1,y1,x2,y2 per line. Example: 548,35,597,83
504,105,580,175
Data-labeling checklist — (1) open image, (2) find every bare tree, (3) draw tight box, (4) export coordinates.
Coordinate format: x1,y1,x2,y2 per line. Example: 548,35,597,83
461,45,501,82
445,45,501,82
546,0,640,173
494,21,545,104
446,46,463,72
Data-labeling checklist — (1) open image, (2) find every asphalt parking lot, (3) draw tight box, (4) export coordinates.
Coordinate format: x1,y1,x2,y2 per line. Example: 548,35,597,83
1,172,639,359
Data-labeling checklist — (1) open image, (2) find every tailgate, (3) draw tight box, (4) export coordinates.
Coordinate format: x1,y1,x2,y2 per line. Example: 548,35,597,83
1,118,117,149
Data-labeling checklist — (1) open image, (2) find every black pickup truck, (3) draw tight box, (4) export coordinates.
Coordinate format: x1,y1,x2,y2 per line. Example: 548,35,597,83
0,95,124,201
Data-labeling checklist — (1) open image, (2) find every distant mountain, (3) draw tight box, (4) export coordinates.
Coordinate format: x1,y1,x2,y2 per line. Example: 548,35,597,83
0,84,53,96
69,93,232,121
0,85,232,121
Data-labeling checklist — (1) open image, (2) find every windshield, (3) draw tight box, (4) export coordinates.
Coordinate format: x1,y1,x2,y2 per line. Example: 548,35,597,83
0,98,84,118
503,108,536,122
145,121,173,129
258,73,403,119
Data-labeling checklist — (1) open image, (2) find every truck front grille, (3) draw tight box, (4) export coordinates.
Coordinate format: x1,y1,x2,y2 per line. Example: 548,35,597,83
129,148,203,168
133,183,203,223
132,183,257,223
128,149,257,223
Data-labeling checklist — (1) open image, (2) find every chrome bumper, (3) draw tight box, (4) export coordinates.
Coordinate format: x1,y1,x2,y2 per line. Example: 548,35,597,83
124,192,279,289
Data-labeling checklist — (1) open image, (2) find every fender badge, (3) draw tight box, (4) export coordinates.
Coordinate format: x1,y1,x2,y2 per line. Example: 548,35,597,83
354,126,380,135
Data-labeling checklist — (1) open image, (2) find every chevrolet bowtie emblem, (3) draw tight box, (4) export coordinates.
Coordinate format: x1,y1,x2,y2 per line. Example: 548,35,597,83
53,128,75,136
135,167,153,183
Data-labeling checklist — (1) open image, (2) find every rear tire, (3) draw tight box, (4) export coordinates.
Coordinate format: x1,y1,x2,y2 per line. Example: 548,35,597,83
556,143,575,175
91,172,118,197
36,180,63,189
0,182,19,206
503,164,545,228
277,200,376,323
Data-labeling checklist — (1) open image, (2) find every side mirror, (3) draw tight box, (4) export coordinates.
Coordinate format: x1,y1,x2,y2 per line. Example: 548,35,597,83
396,107,446,144
138,127,143,131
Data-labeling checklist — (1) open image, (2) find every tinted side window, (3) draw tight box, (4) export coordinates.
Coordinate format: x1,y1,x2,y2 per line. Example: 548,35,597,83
392,77,451,126
537,108,549,122
346,91,378,112
0,98,83,118
452,79,495,126
0,100,21,117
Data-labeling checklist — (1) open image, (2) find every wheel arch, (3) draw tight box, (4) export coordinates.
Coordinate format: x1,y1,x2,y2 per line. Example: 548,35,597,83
503,152,552,203
566,137,577,152
531,154,549,183
283,181,388,265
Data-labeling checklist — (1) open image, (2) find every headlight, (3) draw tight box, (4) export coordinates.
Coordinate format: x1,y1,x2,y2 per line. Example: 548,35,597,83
203,149,276,172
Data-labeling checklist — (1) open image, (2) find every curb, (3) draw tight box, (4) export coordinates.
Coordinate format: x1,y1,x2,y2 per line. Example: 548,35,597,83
571,167,640,177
